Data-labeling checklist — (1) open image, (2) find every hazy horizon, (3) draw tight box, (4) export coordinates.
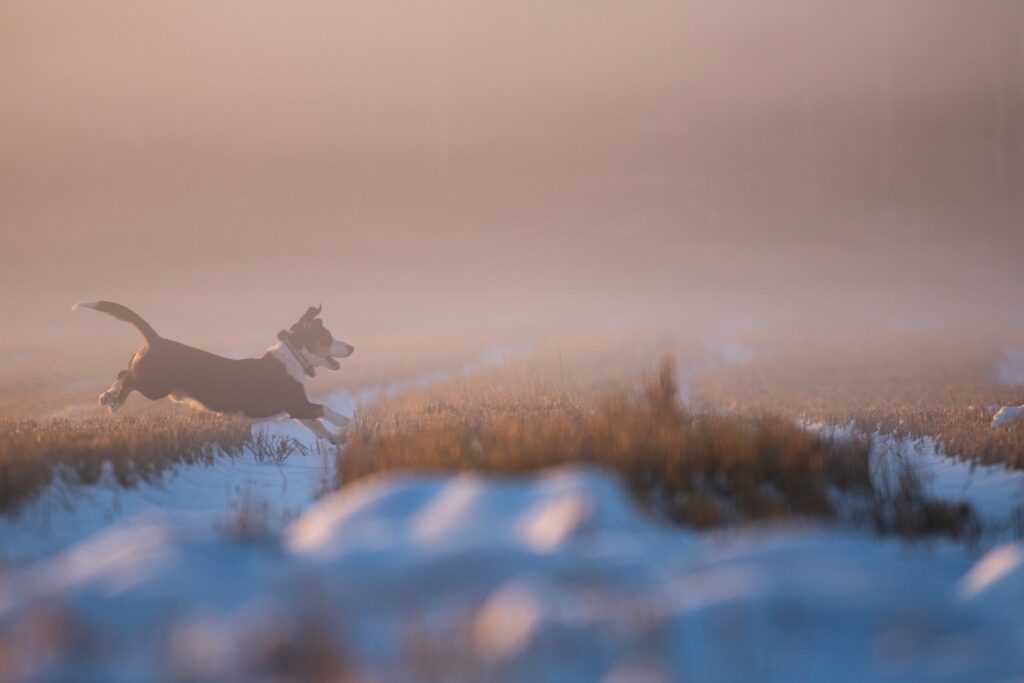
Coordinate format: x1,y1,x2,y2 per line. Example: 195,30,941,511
2,2,1021,348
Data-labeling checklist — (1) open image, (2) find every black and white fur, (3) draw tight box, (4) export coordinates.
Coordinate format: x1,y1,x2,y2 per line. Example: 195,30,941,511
73,301,354,444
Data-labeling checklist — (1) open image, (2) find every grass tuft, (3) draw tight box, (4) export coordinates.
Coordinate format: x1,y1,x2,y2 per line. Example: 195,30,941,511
341,359,878,528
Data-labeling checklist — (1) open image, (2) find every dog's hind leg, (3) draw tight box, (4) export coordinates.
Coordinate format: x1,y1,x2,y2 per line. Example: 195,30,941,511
98,370,134,412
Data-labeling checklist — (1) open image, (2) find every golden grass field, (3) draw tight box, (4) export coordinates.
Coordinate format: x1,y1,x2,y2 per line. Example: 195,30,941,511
692,328,1024,468
0,412,252,514
0,328,1018,536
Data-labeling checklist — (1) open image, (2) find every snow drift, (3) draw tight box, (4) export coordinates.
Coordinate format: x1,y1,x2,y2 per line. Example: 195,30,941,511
2,467,1023,683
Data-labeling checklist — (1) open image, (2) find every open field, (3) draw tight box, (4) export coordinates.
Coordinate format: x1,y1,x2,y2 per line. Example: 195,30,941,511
1,332,1023,682
1,330,1007,538
692,328,1024,469
4,2,1022,678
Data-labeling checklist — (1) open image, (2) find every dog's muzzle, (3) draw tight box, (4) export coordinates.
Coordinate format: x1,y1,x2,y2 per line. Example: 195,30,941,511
331,341,355,359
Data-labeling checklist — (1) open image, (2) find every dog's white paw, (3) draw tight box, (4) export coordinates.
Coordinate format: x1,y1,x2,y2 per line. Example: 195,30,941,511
99,390,123,413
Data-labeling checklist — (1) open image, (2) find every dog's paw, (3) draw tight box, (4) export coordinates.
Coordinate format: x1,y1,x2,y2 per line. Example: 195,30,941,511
317,430,338,446
99,391,123,413
325,432,348,450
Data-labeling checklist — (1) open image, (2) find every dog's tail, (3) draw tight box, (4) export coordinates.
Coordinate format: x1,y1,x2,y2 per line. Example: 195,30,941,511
72,301,160,344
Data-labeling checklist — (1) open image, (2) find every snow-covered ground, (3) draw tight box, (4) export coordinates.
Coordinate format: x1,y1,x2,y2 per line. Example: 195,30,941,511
0,396,357,566
805,423,1024,541
871,433,1024,537
2,468,1023,682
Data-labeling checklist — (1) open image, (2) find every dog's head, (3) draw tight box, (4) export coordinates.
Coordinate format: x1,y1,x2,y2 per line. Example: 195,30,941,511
285,305,354,373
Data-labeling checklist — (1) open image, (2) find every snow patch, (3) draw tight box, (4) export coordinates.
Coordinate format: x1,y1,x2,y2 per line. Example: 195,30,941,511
807,424,1024,538
992,404,1024,428
0,421,335,564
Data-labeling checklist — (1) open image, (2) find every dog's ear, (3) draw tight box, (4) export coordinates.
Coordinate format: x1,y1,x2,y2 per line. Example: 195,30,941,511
298,304,322,326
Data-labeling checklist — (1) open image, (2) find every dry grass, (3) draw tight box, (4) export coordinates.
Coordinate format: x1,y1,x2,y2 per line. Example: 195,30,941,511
0,412,253,514
341,359,876,528
693,329,1024,469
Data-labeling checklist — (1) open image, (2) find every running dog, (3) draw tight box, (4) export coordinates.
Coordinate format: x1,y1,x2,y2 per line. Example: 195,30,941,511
73,301,354,443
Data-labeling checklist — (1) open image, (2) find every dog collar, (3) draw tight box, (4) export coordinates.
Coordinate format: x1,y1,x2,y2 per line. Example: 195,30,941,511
279,331,316,378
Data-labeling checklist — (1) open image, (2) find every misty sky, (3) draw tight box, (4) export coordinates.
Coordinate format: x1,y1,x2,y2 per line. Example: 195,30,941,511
1,1,1021,346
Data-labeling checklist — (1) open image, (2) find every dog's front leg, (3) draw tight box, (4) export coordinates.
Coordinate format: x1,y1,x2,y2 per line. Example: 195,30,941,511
322,406,351,431
99,371,132,412
299,419,337,445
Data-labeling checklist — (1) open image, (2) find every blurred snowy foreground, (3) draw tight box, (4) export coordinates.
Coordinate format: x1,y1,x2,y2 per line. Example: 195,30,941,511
1,393,1024,680
3,465,1024,680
